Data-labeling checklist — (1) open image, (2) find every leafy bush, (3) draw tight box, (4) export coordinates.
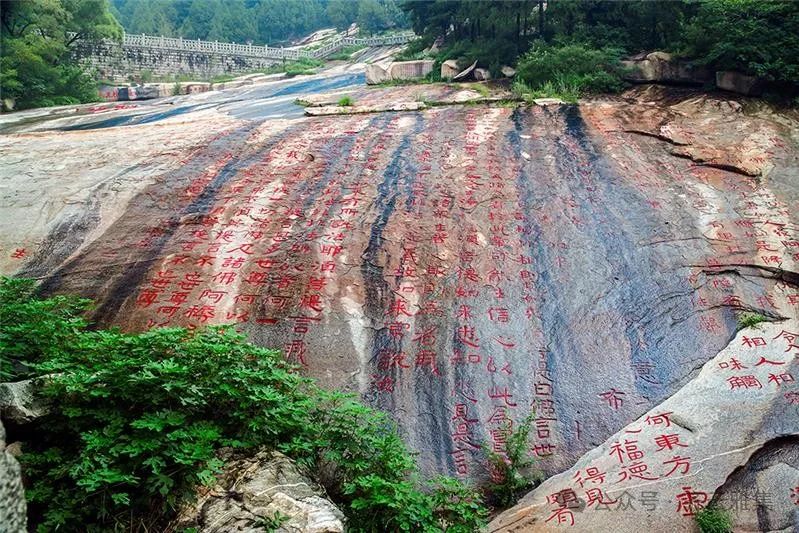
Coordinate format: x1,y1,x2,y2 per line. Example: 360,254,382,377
516,43,627,96
484,414,541,507
680,0,799,84
2,278,488,532
695,505,733,533
0,278,90,381
737,311,768,330
337,95,354,106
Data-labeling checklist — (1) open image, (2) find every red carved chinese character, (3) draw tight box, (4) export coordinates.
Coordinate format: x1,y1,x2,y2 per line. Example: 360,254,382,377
645,412,673,427
609,439,644,463
768,373,795,386
654,434,688,451
741,336,767,348
727,375,762,389
675,486,708,516
662,455,691,477
599,389,625,411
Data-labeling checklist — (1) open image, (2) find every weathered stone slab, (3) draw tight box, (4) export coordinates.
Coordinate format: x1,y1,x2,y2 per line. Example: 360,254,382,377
489,319,799,532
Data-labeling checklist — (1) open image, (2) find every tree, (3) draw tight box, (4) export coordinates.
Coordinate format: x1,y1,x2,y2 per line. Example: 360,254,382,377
0,0,122,109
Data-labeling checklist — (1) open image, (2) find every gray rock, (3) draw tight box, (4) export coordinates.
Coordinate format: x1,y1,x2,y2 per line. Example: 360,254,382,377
716,70,764,96
488,320,799,532
473,68,491,81
0,420,27,533
712,436,799,532
500,65,516,78
173,449,344,533
622,51,711,85
365,62,391,84
441,59,460,79
0,378,49,424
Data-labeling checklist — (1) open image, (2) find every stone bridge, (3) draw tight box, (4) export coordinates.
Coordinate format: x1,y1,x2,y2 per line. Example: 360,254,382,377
73,32,415,82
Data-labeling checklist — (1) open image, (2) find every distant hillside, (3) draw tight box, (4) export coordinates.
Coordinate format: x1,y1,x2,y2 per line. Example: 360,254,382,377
110,0,409,45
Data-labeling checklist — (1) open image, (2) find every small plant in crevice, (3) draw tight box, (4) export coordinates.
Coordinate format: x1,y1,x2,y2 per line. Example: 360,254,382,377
694,505,733,533
337,95,354,107
484,413,541,508
737,311,768,330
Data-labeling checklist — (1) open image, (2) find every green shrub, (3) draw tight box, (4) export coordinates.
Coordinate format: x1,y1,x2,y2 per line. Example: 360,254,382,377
337,95,354,106
484,414,541,507
695,505,733,533
516,43,627,96
680,0,799,85
737,311,768,330
0,278,90,381
2,278,488,532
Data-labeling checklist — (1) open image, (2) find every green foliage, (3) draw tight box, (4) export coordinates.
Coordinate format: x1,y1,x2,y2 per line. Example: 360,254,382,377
403,0,799,96
516,43,626,96
111,0,408,45
737,311,768,330
2,278,487,532
680,0,799,84
0,278,91,380
484,414,541,508
326,45,367,61
337,95,354,106
1,0,122,110
695,505,733,533
512,79,579,104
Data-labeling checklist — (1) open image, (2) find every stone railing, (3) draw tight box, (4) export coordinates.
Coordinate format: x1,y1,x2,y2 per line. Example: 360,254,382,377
115,31,416,61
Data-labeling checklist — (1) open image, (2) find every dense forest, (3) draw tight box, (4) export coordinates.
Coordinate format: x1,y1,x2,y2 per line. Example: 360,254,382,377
401,0,799,100
110,0,409,44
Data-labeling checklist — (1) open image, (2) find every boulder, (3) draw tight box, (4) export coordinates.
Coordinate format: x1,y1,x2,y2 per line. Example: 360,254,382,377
441,59,460,79
715,71,763,96
388,60,434,81
0,378,49,424
173,449,345,533
473,68,491,81
622,51,711,85
0,420,27,533
501,65,517,78
365,63,391,85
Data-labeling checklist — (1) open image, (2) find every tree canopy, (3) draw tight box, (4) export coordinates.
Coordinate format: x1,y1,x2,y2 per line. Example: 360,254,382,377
111,0,409,44
0,0,122,109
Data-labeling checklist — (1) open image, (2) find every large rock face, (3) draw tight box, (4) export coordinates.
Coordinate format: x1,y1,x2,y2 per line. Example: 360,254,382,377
489,319,799,531
0,77,797,531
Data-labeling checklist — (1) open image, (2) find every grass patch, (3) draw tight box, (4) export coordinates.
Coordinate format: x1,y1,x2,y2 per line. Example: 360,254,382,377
326,45,367,61
695,505,733,533
737,311,768,330
471,83,490,97
512,79,579,104
337,95,354,107
210,73,236,84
